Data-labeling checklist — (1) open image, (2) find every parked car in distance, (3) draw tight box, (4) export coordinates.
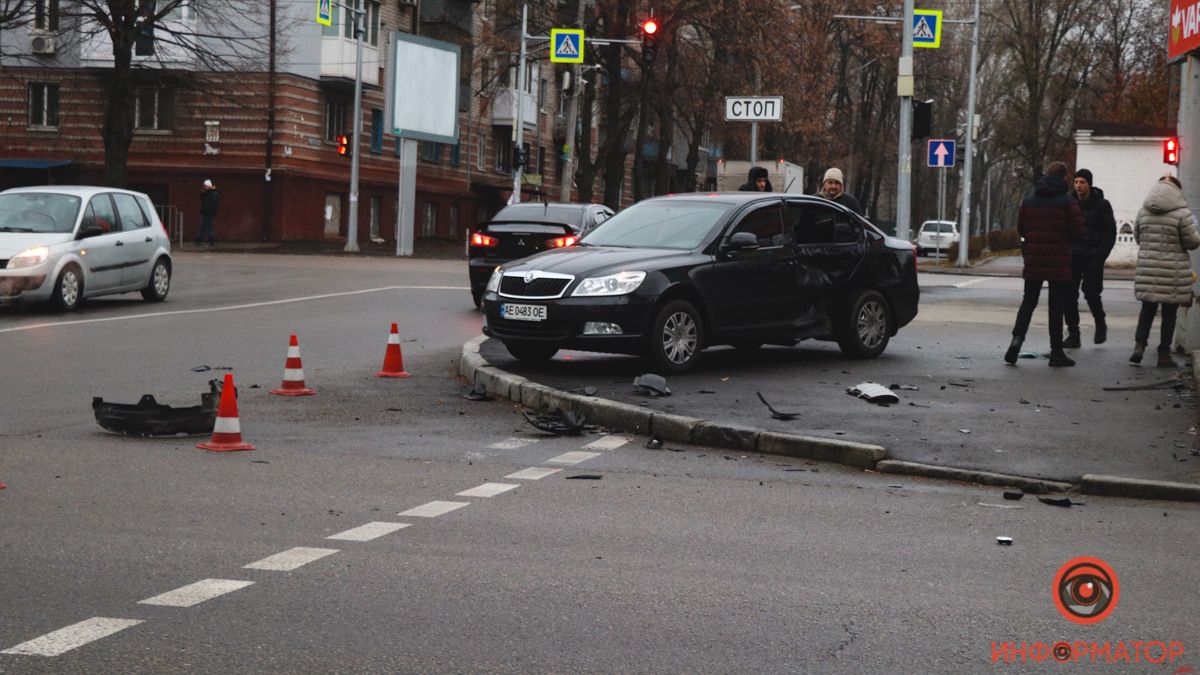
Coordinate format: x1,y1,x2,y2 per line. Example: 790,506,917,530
914,220,958,256
0,186,172,311
467,202,615,307
481,192,919,373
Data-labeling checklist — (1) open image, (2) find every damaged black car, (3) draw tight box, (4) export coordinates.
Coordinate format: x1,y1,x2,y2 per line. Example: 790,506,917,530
481,193,919,374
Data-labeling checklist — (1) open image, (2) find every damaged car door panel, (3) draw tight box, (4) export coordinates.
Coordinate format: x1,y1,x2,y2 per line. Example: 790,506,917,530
480,193,920,373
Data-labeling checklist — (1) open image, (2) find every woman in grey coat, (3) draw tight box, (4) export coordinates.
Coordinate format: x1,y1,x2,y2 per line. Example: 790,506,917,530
1132,175,1200,366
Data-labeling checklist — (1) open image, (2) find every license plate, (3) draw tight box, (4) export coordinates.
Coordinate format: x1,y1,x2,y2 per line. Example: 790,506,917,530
501,303,547,322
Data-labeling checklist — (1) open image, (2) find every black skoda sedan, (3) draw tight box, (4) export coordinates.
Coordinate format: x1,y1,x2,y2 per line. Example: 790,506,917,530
481,193,919,373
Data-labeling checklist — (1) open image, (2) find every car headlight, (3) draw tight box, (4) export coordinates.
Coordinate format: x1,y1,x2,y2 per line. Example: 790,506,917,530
485,267,503,293
7,246,49,269
571,271,646,297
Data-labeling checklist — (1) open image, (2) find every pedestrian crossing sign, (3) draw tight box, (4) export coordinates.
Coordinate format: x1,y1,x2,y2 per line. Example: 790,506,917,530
316,0,332,27
550,29,585,63
913,9,942,49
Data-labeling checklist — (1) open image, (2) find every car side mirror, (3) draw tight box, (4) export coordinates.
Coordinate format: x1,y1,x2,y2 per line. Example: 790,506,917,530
723,231,760,254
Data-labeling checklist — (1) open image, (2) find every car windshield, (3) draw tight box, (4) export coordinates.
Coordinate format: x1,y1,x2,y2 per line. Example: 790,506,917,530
493,204,584,227
581,200,728,250
0,193,81,233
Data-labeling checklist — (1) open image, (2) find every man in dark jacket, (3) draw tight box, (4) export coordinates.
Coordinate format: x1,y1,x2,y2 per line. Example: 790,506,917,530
197,178,220,246
1063,168,1117,347
1005,161,1085,367
816,167,862,215
739,166,773,192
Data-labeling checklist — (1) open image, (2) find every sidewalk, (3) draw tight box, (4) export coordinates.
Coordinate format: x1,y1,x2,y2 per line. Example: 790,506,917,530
175,238,467,260
921,253,1136,280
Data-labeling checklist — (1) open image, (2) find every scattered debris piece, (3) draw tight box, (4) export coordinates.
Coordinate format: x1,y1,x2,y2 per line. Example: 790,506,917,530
93,380,221,436
1037,496,1077,508
978,503,1022,509
947,381,971,388
1002,491,1024,501
698,389,716,394
565,474,603,480
646,435,664,449
568,385,599,396
1019,398,1030,404
191,365,212,372
959,429,971,434
996,536,1014,545
887,484,903,489
521,409,587,436
633,373,671,397
756,392,800,420
908,402,931,408
1018,351,1038,359
461,382,494,401
251,460,270,464
1102,377,1185,392
890,384,920,391
847,382,900,405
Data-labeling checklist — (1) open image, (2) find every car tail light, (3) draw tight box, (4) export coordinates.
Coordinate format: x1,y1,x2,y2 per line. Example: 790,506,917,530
471,232,498,247
912,245,919,272
546,235,578,248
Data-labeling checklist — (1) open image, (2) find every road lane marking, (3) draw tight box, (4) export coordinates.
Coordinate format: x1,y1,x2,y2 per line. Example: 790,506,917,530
398,500,470,518
327,522,410,541
545,451,601,466
953,278,987,288
244,547,339,571
505,467,562,480
0,286,463,335
584,435,629,451
1,617,143,657
489,437,539,450
456,482,519,498
138,579,255,607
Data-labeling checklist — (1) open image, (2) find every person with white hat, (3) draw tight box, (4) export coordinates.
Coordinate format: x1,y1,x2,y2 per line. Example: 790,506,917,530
817,167,862,216
197,178,220,246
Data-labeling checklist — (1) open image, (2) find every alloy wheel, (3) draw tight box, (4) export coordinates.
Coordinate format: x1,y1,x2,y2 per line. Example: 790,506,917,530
661,310,698,365
856,300,887,350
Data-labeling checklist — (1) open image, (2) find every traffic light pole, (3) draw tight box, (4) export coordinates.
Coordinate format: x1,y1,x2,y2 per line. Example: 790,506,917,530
511,3,529,204
341,0,366,253
955,0,980,268
896,0,914,243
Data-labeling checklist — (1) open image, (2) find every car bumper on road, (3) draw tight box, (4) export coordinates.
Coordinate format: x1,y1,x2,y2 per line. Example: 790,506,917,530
481,293,655,355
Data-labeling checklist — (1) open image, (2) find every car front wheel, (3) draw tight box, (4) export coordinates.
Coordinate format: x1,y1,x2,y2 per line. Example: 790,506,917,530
646,299,703,374
504,341,558,363
836,289,893,358
141,258,171,302
52,264,82,311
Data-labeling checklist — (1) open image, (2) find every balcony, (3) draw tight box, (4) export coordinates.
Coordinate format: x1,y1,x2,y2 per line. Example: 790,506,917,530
319,37,381,87
78,19,200,70
491,88,537,130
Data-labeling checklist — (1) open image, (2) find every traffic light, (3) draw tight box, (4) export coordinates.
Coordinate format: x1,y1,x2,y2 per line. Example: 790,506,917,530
512,143,527,169
1164,136,1180,165
641,17,659,63
336,134,350,156
912,99,932,140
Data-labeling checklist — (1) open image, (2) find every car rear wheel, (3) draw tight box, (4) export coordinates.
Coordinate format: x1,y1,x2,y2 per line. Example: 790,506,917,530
836,289,892,358
52,264,82,311
471,287,483,310
646,299,703,374
504,341,558,363
141,258,171,302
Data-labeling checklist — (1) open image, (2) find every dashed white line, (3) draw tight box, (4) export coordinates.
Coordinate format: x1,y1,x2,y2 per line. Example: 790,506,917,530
505,467,562,481
456,482,519,498
545,451,602,466
584,435,630,451
138,579,255,607
953,277,988,288
489,437,539,450
398,500,470,518
244,547,340,571
327,522,411,541
1,617,144,657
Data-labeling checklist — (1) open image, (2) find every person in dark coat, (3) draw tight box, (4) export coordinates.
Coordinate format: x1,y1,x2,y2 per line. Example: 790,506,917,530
739,166,773,192
1004,161,1084,367
1063,168,1117,347
816,168,862,215
197,178,220,246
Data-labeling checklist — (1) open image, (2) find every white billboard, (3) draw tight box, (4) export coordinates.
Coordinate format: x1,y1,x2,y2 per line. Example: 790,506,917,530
386,33,461,143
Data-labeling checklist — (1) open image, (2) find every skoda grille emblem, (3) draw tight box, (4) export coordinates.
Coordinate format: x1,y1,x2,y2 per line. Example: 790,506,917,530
523,272,535,284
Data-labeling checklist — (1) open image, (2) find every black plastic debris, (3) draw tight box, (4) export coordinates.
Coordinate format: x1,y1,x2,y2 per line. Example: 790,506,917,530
847,382,900,406
756,392,800,420
191,365,212,372
633,373,671,397
1003,491,1025,501
93,380,222,437
1102,376,1186,392
521,408,587,436
1037,496,1078,508
565,474,603,480
646,435,664,449
462,382,494,401
996,536,1014,546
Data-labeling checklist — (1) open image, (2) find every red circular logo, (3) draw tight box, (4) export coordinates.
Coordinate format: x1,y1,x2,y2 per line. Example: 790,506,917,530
1053,556,1119,624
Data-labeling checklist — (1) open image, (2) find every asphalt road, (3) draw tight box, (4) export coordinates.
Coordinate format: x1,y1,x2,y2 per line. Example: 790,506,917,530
1,252,1197,673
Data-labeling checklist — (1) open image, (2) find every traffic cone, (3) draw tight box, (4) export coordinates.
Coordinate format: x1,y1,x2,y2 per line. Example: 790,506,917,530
375,322,411,378
270,334,317,396
198,373,256,452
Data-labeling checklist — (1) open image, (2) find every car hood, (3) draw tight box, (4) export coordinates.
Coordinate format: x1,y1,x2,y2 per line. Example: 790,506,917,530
0,232,72,257
502,245,698,276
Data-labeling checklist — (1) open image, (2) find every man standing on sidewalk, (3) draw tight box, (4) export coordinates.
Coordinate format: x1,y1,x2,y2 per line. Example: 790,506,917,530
197,179,220,246
1063,168,1117,347
1004,161,1084,367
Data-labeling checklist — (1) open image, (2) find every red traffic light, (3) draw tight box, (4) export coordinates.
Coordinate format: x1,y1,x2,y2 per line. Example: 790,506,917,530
642,18,658,35
1164,137,1179,165
337,134,350,156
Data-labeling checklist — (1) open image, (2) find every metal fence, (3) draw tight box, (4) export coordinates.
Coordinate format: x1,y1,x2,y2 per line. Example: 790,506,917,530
155,204,185,247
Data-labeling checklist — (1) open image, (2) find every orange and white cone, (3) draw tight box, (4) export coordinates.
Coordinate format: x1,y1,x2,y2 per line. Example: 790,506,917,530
198,373,256,452
271,334,316,396
375,322,411,378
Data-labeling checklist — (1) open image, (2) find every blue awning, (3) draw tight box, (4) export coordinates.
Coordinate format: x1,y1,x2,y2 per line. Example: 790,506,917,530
0,159,73,170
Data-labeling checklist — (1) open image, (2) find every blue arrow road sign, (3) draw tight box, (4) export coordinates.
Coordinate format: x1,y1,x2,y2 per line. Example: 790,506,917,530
928,139,956,167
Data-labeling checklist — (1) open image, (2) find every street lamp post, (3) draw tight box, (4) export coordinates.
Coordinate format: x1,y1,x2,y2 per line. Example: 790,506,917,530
955,0,981,267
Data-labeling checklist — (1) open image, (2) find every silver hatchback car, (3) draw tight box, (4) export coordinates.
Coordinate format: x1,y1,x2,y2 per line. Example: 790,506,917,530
0,186,172,310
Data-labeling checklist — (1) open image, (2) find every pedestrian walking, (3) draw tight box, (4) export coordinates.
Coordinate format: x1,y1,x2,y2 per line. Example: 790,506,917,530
1004,161,1084,367
1063,168,1117,347
197,178,220,246
1130,175,1200,367
739,166,773,192
816,168,862,215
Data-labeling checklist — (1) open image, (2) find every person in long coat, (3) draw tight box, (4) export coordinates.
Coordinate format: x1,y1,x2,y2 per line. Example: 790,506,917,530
1131,175,1200,367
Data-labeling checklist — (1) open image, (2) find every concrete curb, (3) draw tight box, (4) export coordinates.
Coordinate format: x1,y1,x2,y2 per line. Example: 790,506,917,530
459,338,1199,502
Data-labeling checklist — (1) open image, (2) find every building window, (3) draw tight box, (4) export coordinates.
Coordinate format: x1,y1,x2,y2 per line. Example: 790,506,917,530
34,0,58,30
371,108,383,153
338,0,380,46
449,203,460,234
422,202,438,237
538,77,547,111
369,195,381,240
28,82,59,128
537,145,546,176
163,0,194,21
494,134,511,173
135,87,172,130
419,142,441,163
476,132,486,171
325,98,347,141
450,143,461,167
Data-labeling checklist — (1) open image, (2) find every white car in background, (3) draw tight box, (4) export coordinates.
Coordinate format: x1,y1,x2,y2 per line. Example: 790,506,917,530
915,220,958,256
0,186,172,311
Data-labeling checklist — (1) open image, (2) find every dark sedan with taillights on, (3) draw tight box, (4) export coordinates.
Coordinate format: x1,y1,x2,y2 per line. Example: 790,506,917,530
481,193,919,373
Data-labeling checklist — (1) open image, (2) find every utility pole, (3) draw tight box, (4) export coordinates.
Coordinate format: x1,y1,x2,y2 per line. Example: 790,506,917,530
559,0,585,202
896,0,914,242
511,3,529,204
343,0,366,253
955,0,980,267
